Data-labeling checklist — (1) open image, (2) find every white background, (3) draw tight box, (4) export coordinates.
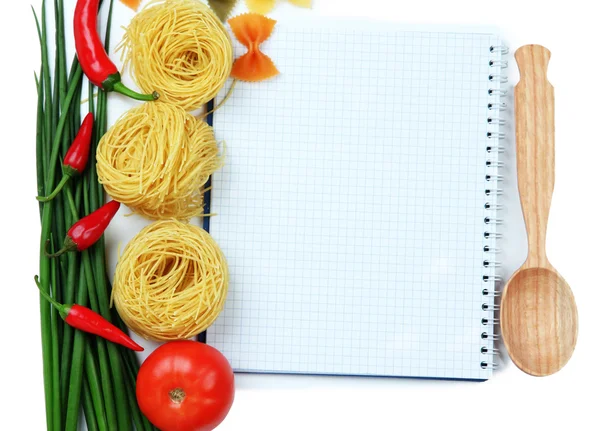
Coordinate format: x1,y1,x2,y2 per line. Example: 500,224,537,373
0,0,598,430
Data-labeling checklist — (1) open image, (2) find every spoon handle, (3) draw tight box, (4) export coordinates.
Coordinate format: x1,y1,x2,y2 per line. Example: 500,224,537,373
514,45,554,268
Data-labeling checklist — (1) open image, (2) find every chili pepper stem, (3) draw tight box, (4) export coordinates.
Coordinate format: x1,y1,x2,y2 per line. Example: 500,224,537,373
34,275,70,320
37,172,72,202
112,82,159,101
45,237,77,258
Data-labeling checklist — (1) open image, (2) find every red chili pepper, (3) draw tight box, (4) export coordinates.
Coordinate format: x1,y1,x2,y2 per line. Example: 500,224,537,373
34,276,143,351
37,113,94,203
74,0,159,101
46,200,121,258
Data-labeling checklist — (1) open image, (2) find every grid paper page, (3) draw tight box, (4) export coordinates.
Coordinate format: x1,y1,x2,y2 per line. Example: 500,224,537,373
207,20,500,380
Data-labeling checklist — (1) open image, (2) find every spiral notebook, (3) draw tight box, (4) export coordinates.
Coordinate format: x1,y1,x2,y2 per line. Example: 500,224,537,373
205,19,506,381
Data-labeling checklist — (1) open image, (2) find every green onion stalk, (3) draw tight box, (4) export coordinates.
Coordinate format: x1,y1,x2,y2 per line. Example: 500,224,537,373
34,0,157,429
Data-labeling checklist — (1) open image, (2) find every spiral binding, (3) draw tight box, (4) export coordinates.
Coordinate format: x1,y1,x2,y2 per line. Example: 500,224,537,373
481,43,508,371
486,160,505,168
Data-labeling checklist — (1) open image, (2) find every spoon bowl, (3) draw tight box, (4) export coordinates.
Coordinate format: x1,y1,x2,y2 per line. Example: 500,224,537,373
501,267,578,376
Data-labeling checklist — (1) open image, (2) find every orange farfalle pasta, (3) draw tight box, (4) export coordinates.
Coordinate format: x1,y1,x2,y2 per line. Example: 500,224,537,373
228,13,279,82
120,0,142,11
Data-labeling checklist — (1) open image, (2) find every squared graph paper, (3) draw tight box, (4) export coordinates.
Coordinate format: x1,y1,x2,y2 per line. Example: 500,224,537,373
207,20,501,380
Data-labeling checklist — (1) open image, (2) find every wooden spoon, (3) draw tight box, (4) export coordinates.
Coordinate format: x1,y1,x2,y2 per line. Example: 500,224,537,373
500,45,578,376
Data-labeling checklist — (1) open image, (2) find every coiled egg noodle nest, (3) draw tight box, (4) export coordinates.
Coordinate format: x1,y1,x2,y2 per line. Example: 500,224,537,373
112,219,229,341
118,0,233,111
96,102,222,220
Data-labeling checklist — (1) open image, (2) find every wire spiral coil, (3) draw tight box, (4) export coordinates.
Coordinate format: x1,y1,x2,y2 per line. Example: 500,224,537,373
481,44,508,370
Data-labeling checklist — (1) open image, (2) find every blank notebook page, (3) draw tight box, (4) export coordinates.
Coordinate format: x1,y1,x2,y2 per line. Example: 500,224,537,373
207,19,501,381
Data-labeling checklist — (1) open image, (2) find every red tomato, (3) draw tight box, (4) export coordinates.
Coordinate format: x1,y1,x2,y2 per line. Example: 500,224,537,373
136,341,235,431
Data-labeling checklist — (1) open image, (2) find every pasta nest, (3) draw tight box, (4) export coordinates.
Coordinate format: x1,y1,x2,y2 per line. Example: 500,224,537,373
112,220,229,341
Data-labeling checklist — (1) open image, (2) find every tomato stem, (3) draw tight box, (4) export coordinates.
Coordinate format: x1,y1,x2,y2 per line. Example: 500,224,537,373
169,388,186,404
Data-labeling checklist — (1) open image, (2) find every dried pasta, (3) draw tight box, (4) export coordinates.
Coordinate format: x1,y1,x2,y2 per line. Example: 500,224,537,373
229,13,279,82
97,102,222,220
112,220,229,341
119,0,233,111
246,0,312,14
